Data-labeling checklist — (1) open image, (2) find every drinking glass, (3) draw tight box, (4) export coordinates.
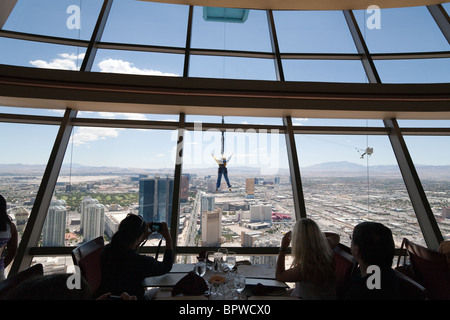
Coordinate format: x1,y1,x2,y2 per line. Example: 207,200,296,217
217,248,227,271
213,252,223,272
194,258,206,277
206,251,215,270
234,274,246,299
224,251,236,272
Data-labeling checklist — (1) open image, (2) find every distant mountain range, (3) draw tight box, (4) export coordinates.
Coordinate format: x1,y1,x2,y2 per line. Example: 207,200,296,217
0,161,449,179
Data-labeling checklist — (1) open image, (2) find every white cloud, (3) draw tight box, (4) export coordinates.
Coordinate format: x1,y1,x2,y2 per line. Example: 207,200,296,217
96,112,149,121
292,118,309,126
72,127,121,146
30,53,182,145
30,53,180,77
97,58,179,77
29,53,85,70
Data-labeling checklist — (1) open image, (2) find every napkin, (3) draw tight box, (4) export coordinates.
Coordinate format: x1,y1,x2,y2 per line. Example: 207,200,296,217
252,282,276,296
172,272,208,296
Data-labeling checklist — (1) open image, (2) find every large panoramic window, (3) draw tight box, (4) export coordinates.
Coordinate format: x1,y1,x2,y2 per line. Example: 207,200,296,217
294,133,422,247
403,134,450,242
191,7,272,52
3,0,103,40
0,38,86,70
188,55,276,80
0,120,59,247
354,6,450,53
181,122,293,265
273,10,357,53
92,49,184,76
282,59,367,83
50,119,177,249
375,58,450,83
102,0,189,47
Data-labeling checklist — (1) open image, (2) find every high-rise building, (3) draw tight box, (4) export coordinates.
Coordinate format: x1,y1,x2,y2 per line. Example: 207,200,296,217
180,174,189,203
80,196,105,242
42,199,67,247
80,196,99,233
83,203,105,242
246,178,255,199
201,192,215,213
201,209,222,246
250,204,272,224
241,230,262,247
139,177,174,223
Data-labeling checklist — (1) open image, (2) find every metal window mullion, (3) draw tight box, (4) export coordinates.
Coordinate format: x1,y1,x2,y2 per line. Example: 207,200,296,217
267,10,284,81
170,113,185,258
427,4,450,44
384,119,443,250
0,0,17,29
9,108,77,275
343,10,381,84
80,0,113,72
183,6,194,77
284,116,306,220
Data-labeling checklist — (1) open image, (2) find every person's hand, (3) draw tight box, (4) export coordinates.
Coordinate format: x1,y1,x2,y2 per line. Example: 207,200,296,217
159,222,171,240
281,231,291,251
144,222,153,237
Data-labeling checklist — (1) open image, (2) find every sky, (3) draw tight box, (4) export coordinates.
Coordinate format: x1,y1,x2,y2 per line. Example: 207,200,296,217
0,0,450,172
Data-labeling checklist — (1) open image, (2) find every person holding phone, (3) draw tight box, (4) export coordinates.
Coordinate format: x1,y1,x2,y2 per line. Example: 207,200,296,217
98,214,173,300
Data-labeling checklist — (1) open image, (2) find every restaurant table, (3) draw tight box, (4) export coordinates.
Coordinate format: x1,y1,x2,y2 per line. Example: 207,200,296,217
143,263,290,300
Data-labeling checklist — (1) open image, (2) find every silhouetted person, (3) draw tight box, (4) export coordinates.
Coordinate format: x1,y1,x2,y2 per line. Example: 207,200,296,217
276,218,336,299
343,221,401,299
98,214,173,300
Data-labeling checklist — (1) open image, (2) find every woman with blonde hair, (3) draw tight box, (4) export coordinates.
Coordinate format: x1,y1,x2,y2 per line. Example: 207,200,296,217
276,218,336,299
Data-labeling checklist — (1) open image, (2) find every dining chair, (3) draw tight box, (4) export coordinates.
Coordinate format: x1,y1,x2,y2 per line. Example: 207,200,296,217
394,269,428,300
333,244,357,297
71,236,104,266
71,236,104,296
0,263,44,298
404,238,450,300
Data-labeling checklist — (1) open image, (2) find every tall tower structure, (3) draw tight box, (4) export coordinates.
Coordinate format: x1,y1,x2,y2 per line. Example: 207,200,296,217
139,177,174,223
201,208,222,246
42,199,67,247
246,177,255,199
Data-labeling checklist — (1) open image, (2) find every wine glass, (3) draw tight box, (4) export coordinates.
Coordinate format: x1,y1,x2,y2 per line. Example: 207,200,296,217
224,251,236,272
212,252,223,273
233,274,246,300
194,258,206,277
217,248,227,271
206,251,215,270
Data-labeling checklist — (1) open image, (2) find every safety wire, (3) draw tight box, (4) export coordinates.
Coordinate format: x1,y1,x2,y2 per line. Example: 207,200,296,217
363,10,371,214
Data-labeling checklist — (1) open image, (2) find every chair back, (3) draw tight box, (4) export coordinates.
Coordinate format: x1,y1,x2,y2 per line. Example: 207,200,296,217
394,269,428,300
0,263,44,298
405,238,450,300
71,237,104,295
333,244,357,297
71,236,104,266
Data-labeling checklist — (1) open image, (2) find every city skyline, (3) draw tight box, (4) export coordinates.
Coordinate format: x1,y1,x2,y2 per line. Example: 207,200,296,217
1,2,450,170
